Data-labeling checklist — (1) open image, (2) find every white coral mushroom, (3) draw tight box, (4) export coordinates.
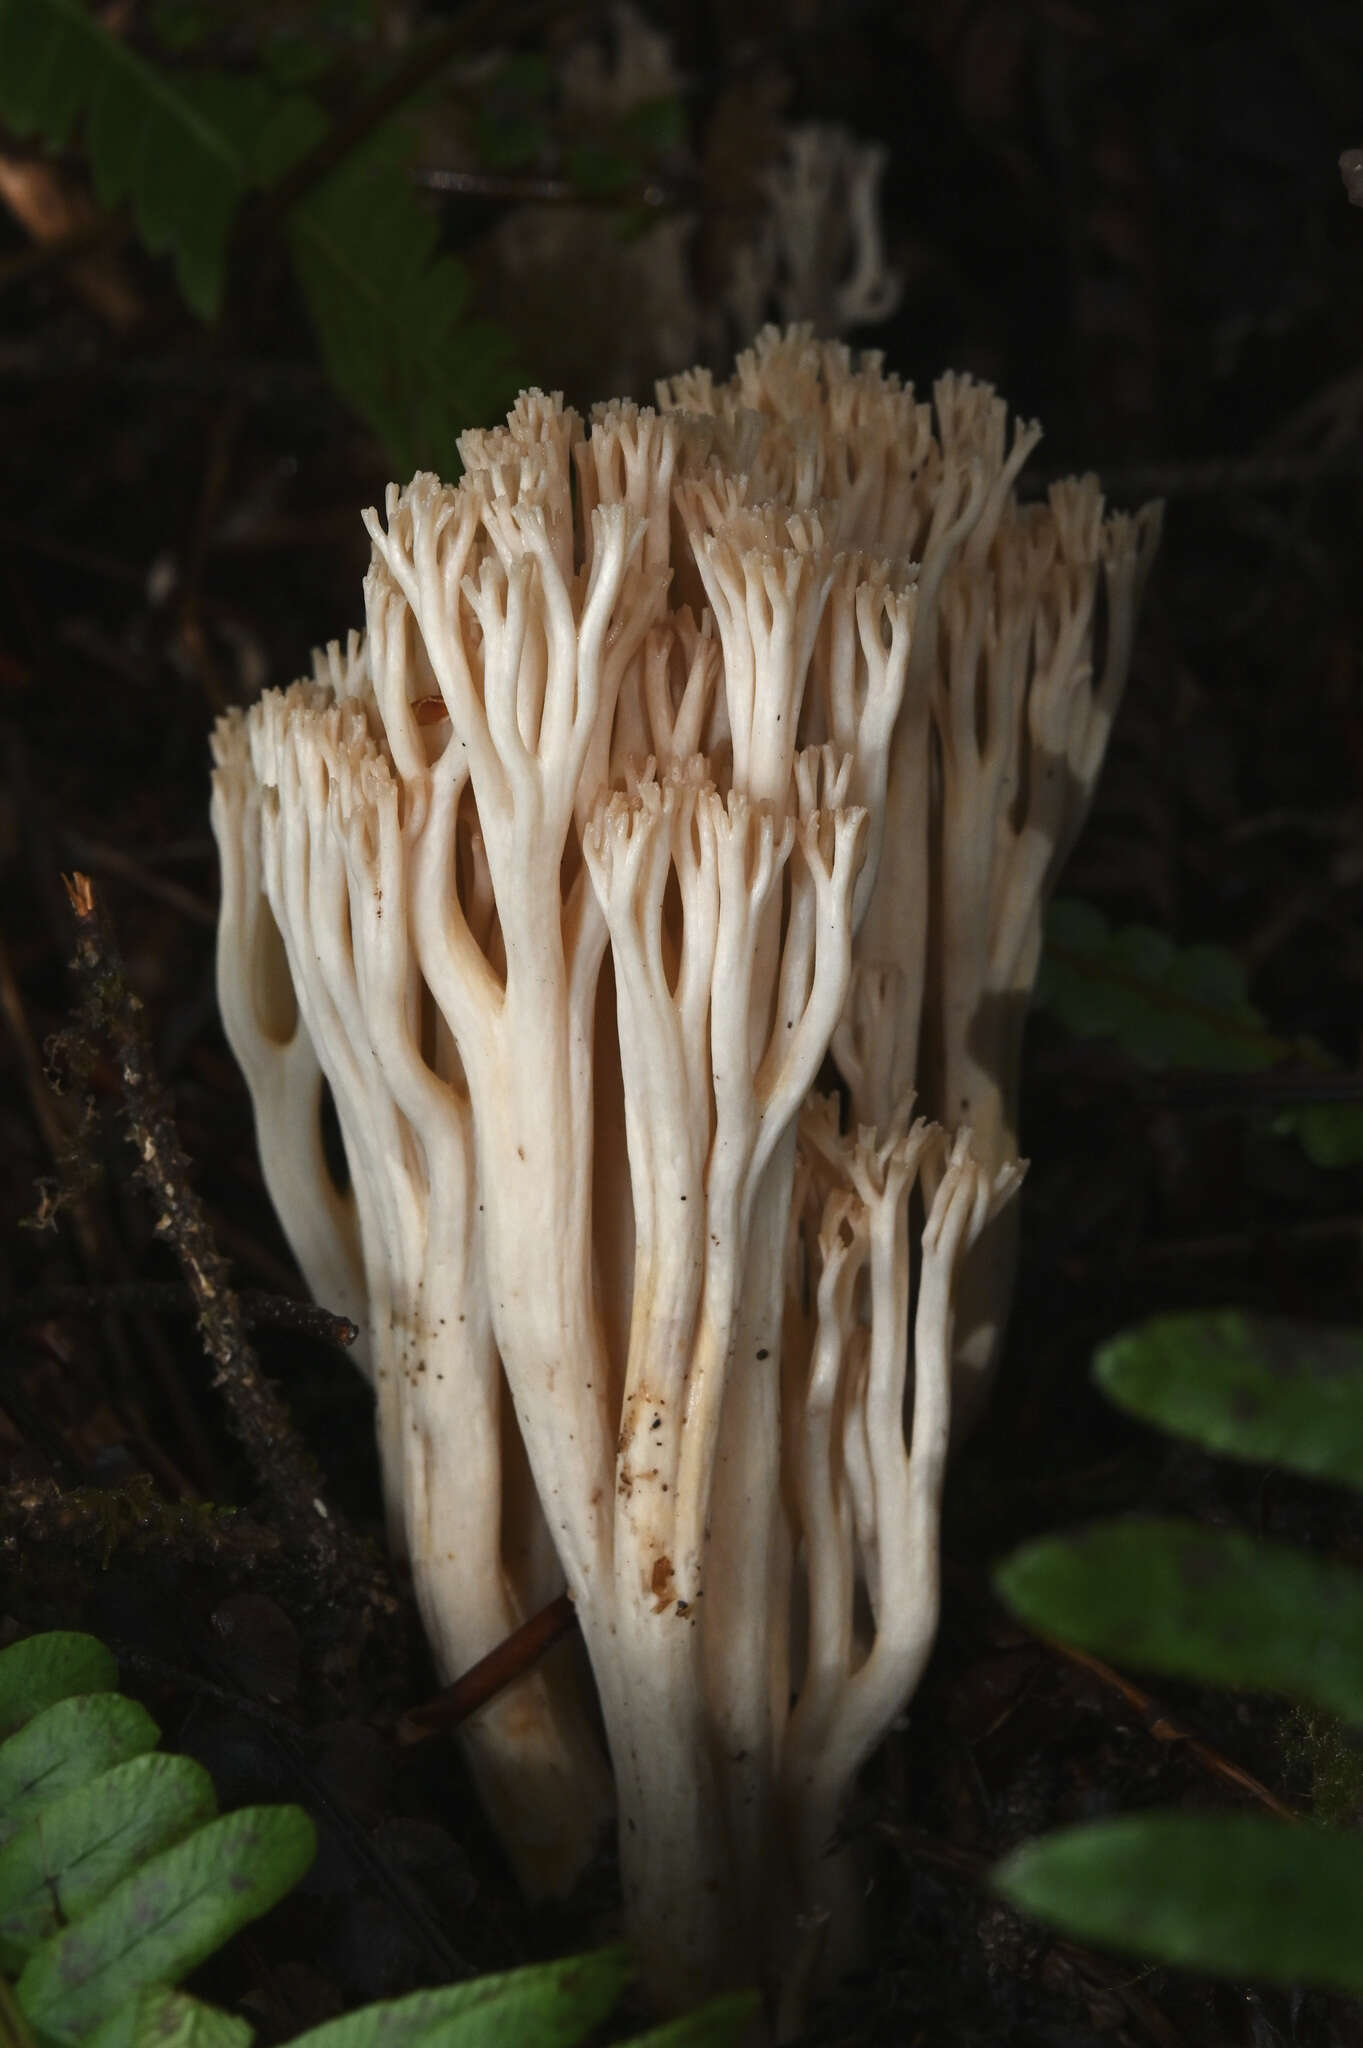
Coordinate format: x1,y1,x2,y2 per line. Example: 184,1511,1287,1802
211,326,1156,2026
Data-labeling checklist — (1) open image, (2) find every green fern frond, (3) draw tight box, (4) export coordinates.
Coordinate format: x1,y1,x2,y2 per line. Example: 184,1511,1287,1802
0,1,521,466
994,1311,1363,1994
0,1631,313,2043
1036,897,1281,1073
0,0,261,315
288,123,523,475
1037,897,1363,1166
0,1631,757,2048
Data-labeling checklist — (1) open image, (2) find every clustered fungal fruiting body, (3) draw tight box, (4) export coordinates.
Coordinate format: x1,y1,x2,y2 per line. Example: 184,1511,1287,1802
210,326,1161,2023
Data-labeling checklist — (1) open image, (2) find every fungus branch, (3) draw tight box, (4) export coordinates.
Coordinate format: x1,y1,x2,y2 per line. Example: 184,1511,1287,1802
211,322,1155,2026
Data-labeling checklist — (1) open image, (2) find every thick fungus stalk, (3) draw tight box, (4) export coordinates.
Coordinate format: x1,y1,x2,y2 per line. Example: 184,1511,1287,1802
211,324,1157,2026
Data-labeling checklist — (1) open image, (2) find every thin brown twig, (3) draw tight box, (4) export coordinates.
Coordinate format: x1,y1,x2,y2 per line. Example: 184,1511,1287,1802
59,871,392,1633
398,1593,579,1741
1045,1635,1300,1824
256,0,564,227
2,907,228,1495
0,928,94,1259
877,1824,1190,2048
415,164,693,208
60,831,217,927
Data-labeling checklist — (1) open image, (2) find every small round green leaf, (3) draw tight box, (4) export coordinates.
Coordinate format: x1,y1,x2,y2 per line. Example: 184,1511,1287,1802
16,1804,315,2040
997,1516,1363,1723
1037,900,1280,1074
285,1946,632,2048
1096,1311,1363,1489
84,1984,255,2048
1277,1101,1363,1170
996,1812,1363,1992
0,1634,118,1742
0,1751,217,1969
0,1696,159,1850
618,1989,762,2048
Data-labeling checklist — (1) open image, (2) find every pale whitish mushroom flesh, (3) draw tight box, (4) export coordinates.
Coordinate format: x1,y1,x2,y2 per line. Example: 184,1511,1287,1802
211,324,1157,2024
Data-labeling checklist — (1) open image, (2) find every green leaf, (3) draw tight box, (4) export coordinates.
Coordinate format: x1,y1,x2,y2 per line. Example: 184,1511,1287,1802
287,121,522,476
84,1984,254,2048
1275,1100,1363,1169
286,1946,633,2048
618,1990,762,2048
0,2,519,451
995,1811,1363,1992
0,1752,218,1971
997,1516,1363,1723
0,0,259,316
1096,1311,1363,1490
0,1697,159,1851
247,90,327,189
1036,898,1283,1073
0,1636,117,1743
16,1805,315,2041
1038,903,1363,1166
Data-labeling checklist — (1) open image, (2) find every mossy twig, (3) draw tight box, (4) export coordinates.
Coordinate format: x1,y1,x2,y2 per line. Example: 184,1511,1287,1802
59,872,392,1637
0,1472,280,1570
